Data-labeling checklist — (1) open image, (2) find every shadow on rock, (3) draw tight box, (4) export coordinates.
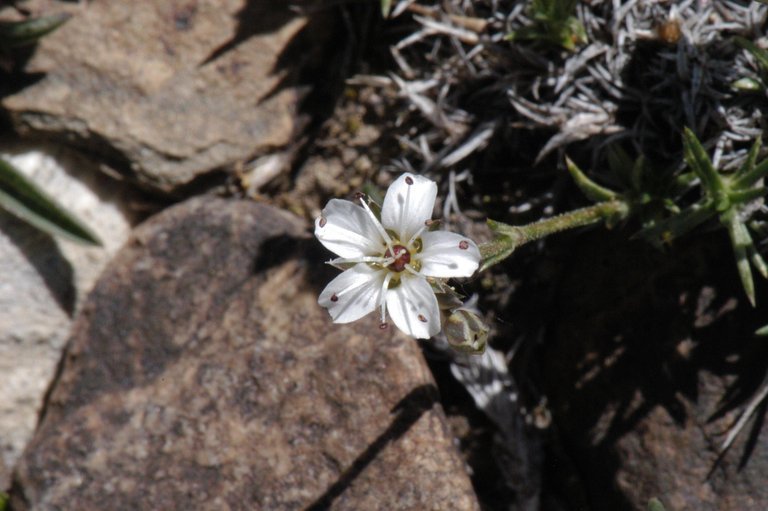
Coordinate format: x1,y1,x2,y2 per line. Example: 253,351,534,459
525,229,768,510
305,384,439,511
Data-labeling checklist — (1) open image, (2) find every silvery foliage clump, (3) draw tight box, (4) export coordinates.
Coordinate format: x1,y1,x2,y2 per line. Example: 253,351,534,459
370,0,768,478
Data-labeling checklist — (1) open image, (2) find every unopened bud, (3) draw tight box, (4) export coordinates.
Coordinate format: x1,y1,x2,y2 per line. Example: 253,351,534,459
443,309,489,355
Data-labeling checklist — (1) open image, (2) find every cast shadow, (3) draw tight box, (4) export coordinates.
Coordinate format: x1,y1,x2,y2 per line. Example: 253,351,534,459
303,384,439,510
506,228,768,510
0,209,75,315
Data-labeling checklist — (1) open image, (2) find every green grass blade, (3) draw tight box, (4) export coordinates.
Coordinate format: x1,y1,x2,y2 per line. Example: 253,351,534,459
0,13,71,48
0,158,101,246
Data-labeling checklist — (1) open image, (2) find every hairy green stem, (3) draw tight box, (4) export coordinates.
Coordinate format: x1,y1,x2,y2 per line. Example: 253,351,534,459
481,199,628,271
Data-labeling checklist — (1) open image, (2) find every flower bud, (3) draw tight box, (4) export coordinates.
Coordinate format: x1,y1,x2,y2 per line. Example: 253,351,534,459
443,309,489,355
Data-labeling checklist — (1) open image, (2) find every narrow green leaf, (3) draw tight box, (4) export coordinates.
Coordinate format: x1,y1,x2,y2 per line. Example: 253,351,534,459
721,208,756,306
682,128,720,191
0,158,101,246
380,0,392,17
755,324,768,336
683,128,729,210
736,136,762,179
565,156,618,202
0,13,71,48
750,246,768,280
634,202,715,245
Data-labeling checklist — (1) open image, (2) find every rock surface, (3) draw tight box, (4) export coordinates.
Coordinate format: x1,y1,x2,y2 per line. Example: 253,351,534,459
0,143,135,490
3,0,321,192
10,197,480,510
541,232,768,510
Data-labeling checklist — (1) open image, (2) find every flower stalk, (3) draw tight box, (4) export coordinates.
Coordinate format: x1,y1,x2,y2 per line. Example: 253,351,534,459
480,199,628,272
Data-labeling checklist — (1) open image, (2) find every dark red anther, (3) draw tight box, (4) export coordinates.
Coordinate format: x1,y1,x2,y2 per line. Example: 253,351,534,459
418,314,427,323
384,245,411,272
405,176,414,185
459,240,469,250
319,217,327,228
379,323,388,330
330,293,338,302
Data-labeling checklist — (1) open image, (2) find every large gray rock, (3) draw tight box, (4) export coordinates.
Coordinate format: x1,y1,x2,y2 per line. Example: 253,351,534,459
10,197,480,510
0,144,135,490
3,0,318,192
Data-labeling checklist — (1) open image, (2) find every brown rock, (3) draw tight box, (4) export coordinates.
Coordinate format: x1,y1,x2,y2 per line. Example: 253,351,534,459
3,0,323,192
10,197,480,511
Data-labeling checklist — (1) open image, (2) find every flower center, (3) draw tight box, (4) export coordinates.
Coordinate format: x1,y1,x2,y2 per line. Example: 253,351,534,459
384,244,411,272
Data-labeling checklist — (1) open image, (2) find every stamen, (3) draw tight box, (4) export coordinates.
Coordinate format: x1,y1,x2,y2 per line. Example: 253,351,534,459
400,176,412,239
318,216,327,228
379,272,393,326
358,195,394,249
459,240,469,250
330,293,338,302
407,222,429,247
379,323,389,330
329,255,390,266
418,314,428,323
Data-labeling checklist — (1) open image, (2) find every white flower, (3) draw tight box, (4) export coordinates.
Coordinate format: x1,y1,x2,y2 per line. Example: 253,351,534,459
314,173,481,339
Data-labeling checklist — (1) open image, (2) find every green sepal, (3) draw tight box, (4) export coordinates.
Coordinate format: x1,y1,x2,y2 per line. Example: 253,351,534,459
728,187,766,205
647,498,667,511
0,158,101,246
565,156,618,202
479,237,514,273
0,13,71,49
443,308,489,355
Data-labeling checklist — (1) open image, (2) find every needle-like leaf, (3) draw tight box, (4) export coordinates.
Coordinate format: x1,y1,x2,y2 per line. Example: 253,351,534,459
0,158,101,246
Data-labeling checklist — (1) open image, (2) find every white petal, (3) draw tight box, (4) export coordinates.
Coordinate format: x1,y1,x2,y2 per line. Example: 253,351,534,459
418,231,481,278
318,265,386,323
381,173,437,242
386,274,440,339
315,199,387,258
